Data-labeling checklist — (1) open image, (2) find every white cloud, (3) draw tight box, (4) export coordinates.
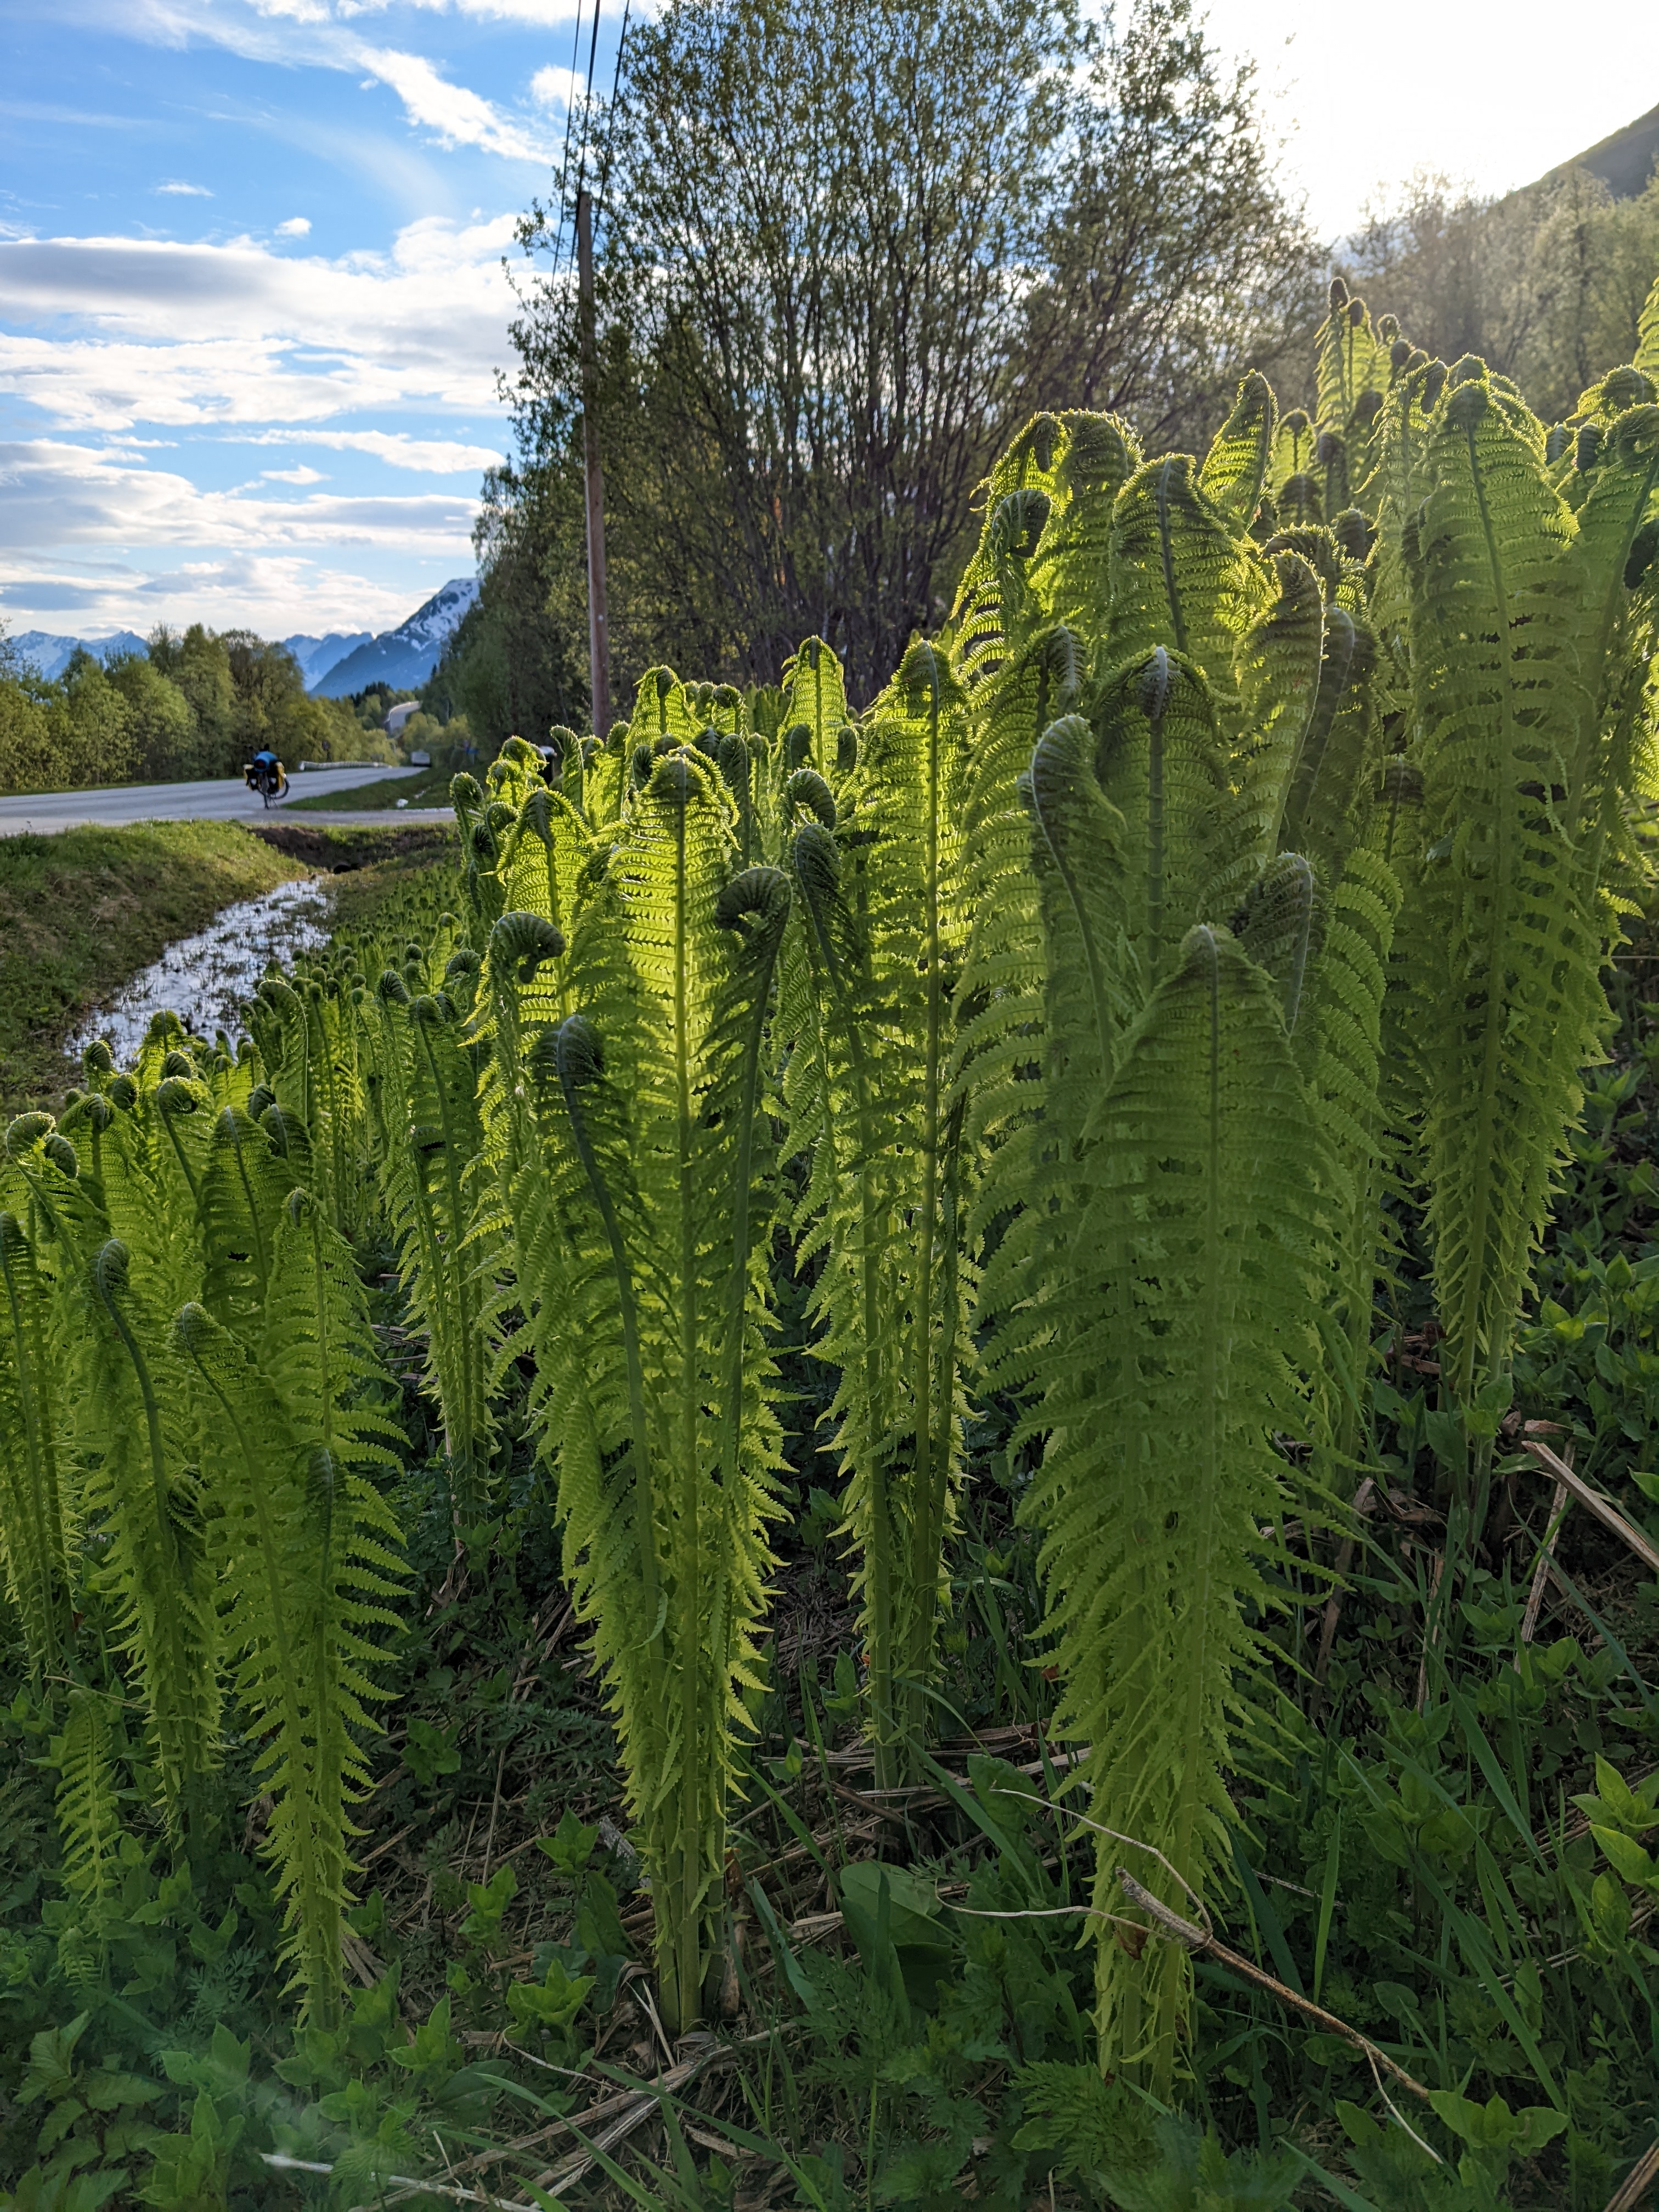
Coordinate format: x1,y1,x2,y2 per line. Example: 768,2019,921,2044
358,47,549,162
260,464,326,482
156,182,213,197
0,549,436,640
0,216,522,431
247,427,504,471
336,0,581,22
529,65,581,111
0,438,478,557
275,216,311,237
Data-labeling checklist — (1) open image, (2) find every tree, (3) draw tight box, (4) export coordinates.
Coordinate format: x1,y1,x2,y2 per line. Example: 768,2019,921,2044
1340,167,1659,423
500,0,1314,701
149,625,239,778
424,473,587,752
43,657,137,788
104,655,194,781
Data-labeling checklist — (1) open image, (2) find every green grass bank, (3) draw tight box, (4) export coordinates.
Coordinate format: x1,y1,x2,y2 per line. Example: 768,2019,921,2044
0,817,454,1111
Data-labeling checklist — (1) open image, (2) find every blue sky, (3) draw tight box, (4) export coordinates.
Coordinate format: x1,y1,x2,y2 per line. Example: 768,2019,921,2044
1,0,1655,645
0,0,629,642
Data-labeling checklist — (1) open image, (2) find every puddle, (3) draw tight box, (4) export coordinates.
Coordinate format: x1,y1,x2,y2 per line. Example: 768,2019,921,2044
72,876,334,1064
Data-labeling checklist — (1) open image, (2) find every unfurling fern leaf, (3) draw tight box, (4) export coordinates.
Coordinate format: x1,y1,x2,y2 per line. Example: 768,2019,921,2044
0,1209,73,1677
1020,925,1325,2092
23,1144,219,1837
383,989,496,1519
503,751,788,2033
1401,373,1622,1423
787,642,974,1784
176,1194,403,2027
1198,372,1276,533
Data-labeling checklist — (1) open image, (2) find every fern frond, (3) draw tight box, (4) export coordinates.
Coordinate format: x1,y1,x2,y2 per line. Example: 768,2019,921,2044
789,643,977,1784
178,1283,403,2029
52,1689,123,1929
1103,456,1255,698
1198,372,1276,533
1637,270,1659,381
0,1209,73,1677
1029,413,1142,641
782,637,850,771
38,1168,219,1833
1020,924,1325,2092
1401,370,1604,1404
506,751,787,2033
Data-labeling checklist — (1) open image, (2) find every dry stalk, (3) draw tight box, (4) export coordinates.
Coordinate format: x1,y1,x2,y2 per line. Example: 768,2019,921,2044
1313,1476,1377,1705
1113,1867,1432,2102
1415,1553,1446,1714
1605,2137,1659,2212
1522,1435,1659,1576
1519,1467,1573,1654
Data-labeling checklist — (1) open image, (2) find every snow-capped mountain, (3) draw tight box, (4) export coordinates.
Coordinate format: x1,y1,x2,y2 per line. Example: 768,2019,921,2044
9,629,150,680
6,578,478,698
306,578,479,697
283,630,373,687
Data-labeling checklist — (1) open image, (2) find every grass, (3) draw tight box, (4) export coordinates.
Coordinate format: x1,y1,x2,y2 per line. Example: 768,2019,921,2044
286,766,454,812
0,820,304,1111
0,817,455,1112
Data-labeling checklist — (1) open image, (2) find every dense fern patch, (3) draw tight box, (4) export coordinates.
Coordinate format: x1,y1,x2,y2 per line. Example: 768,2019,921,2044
2,280,1659,2207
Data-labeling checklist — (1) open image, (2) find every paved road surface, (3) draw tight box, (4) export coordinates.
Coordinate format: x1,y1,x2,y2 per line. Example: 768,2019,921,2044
0,765,444,836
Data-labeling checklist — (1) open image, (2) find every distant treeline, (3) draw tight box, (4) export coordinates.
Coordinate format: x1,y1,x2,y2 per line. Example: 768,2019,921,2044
0,626,399,796
1340,167,1659,424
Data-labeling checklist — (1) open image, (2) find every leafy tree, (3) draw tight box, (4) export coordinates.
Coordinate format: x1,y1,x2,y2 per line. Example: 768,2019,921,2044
42,657,138,788
424,476,587,753
149,624,239,776
499,0,1314,701
103,655,194,782
1341,166,1659,424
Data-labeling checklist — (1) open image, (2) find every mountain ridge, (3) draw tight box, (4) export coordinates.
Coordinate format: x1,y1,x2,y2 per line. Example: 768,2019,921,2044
6,578,477,697
306,577,478,697
9,629,150,681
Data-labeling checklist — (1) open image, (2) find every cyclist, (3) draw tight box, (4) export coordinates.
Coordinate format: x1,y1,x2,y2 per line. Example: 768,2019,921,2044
244,748,288,805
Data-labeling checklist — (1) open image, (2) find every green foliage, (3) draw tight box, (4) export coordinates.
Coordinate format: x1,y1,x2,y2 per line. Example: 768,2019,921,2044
0,625,390,797
0,1211,72,1677
476,742,791,2033
1396,369,1659,1415
787,639,974,1781
4,248,1659,2212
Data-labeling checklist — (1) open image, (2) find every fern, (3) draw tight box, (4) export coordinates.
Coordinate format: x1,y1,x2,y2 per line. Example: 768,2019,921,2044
1102,455,1259,703
1197,372,1276,534
10,1121,218,1837
0,1208,72,1677
176,1190,404,2027
1020,925,1325,2091
375,983,496,1519
493,748,788,2032
1638,268,1659,380
1398,370,1651,1421
785,642,975,1782
52,1689,122,1918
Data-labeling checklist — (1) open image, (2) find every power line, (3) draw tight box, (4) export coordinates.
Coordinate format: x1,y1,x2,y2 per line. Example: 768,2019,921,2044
561,0,606,286
592,0,632,224
550,0,587,276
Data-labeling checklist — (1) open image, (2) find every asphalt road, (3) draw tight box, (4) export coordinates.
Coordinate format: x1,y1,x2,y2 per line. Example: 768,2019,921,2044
0,764,447,836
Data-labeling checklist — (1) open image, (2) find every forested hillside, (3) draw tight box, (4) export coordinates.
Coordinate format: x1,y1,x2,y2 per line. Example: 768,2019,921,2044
0,627,395,797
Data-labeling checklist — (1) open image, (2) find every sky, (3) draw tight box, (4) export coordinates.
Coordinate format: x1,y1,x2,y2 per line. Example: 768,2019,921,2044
1,0,1656,647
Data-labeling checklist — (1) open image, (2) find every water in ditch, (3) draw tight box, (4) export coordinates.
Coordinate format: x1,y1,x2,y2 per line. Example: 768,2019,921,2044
71,876,334,1065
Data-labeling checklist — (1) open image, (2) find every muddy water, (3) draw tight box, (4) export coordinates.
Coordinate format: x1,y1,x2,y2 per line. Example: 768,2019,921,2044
71,876,333,1064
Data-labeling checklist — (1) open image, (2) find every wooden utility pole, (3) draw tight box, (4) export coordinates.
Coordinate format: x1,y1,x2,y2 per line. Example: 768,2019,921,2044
575,187,612,738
